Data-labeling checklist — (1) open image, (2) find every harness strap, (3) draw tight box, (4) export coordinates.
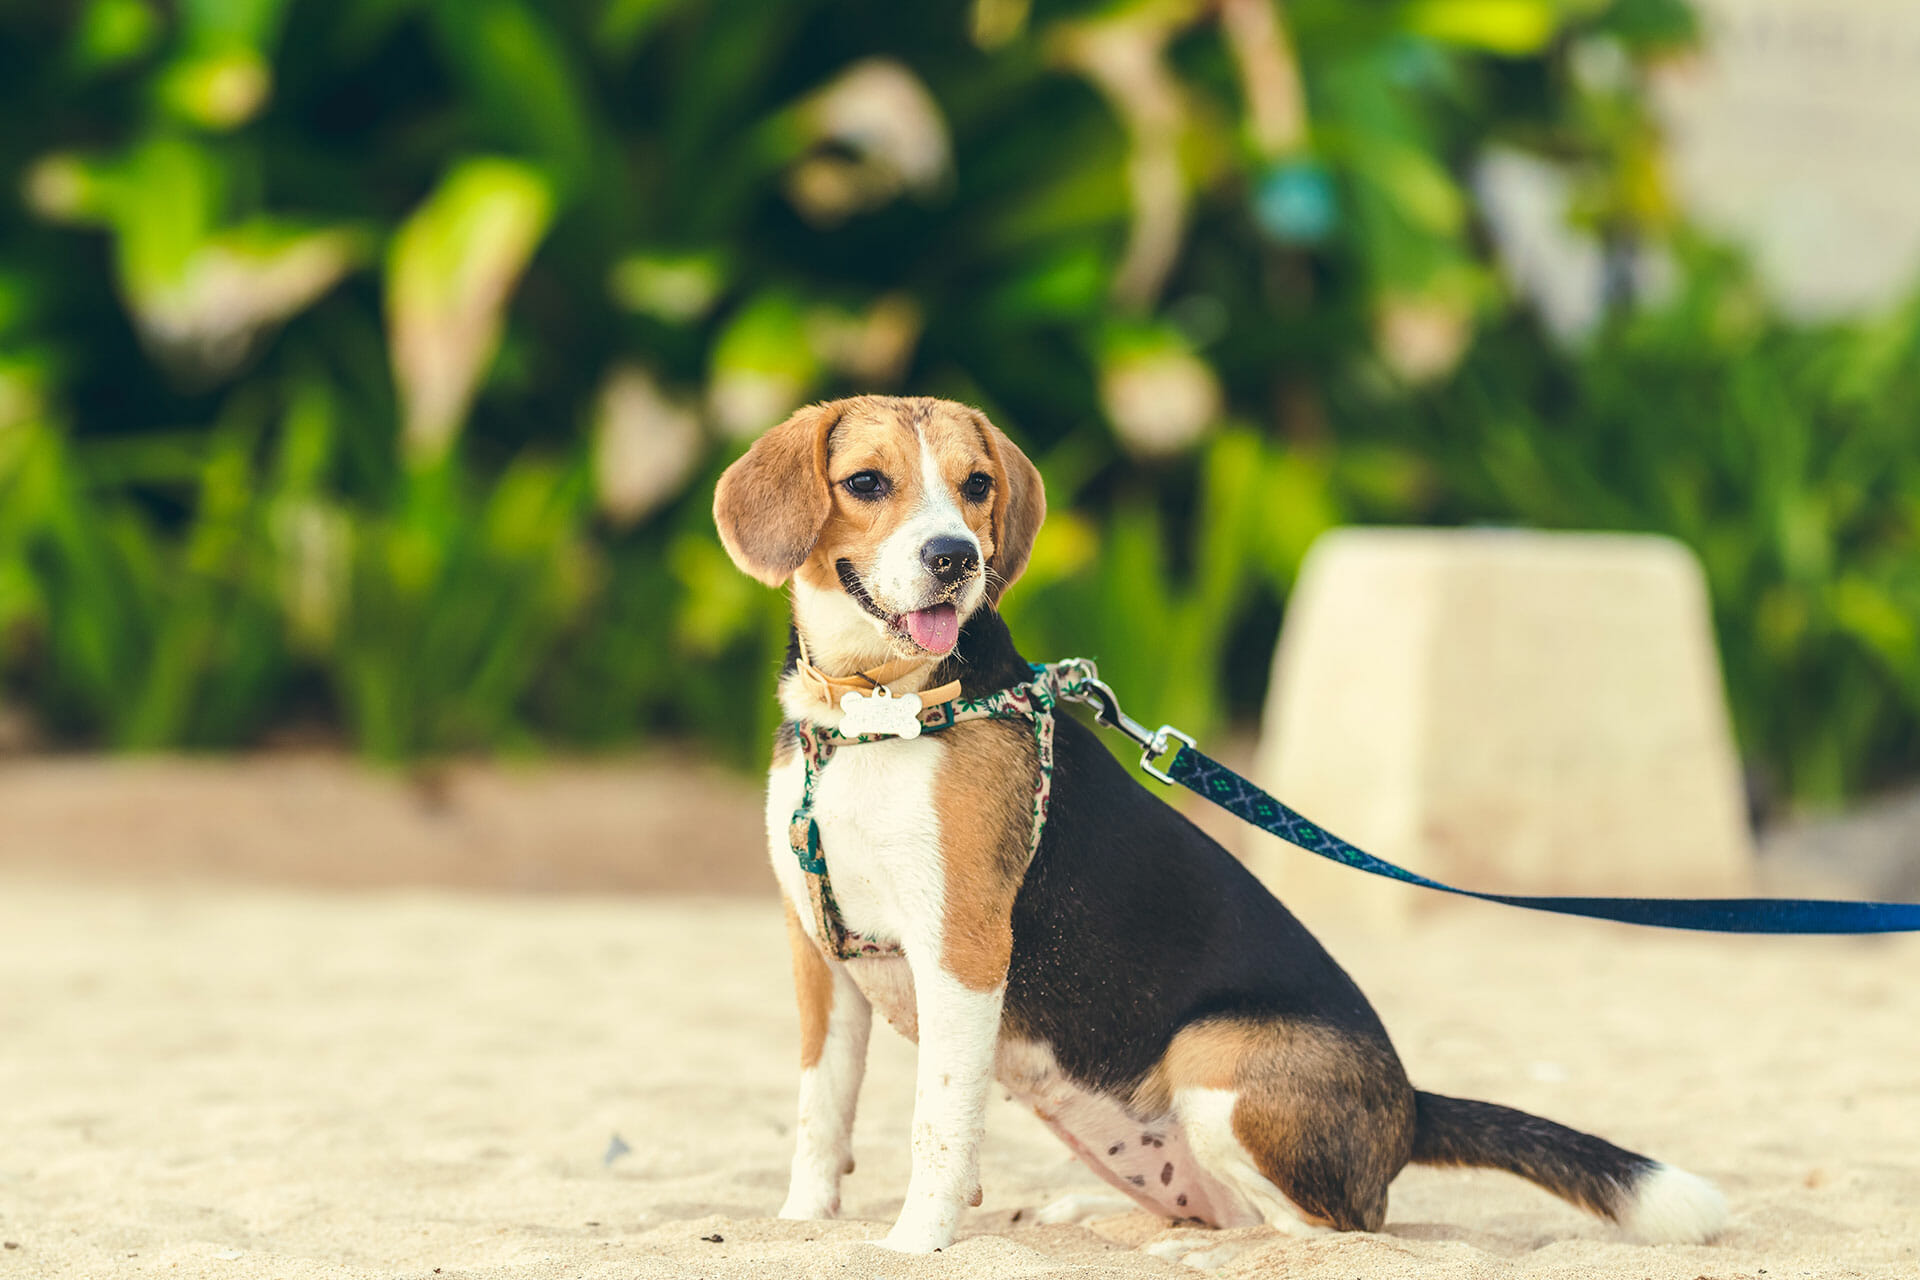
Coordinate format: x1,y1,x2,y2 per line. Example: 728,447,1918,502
786,661,1078,959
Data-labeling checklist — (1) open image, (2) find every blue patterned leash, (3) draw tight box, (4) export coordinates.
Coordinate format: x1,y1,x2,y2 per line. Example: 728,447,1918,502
1061,664,1920,935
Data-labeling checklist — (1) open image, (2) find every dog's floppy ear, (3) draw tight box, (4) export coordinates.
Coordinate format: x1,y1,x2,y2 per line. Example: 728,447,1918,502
976,413,1046,602
714,401,843,586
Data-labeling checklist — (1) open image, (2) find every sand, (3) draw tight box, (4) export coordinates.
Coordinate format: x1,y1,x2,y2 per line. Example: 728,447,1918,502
3,875,1917,1280
0,753,768,895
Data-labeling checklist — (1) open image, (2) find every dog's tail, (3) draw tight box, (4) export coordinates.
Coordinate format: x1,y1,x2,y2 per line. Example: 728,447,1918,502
1409,1091,1727,1243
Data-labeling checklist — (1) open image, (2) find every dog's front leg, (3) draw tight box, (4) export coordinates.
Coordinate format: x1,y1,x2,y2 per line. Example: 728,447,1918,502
778,903,872,1220
879,950,1005,1253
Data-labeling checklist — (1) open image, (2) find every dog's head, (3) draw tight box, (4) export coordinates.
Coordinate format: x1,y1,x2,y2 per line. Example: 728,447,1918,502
714,396,1044,660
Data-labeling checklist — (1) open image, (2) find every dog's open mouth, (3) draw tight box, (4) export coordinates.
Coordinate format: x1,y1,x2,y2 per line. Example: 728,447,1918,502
836,559,961,656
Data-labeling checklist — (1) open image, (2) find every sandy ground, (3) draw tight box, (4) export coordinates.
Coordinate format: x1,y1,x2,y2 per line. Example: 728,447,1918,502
3,876,1917,1280
0,754,768,895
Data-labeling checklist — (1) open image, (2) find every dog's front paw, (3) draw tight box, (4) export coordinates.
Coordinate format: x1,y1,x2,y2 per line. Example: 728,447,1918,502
875,1226,949,1254
778,1187,841,1221
875,1205,959,1254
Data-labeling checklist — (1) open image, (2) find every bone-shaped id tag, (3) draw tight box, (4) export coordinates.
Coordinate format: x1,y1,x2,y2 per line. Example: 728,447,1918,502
838,686,925,739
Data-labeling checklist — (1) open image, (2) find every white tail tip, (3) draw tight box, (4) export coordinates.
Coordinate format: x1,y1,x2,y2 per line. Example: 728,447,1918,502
1619,1163,1728,1244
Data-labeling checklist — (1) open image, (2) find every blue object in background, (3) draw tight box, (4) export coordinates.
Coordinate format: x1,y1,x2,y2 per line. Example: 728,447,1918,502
1253,159,1337,245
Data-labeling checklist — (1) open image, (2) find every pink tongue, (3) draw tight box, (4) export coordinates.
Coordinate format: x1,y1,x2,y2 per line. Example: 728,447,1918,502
904,604,959,654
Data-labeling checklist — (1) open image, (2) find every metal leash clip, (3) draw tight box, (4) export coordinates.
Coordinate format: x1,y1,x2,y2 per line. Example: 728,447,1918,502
1060,663,1195,784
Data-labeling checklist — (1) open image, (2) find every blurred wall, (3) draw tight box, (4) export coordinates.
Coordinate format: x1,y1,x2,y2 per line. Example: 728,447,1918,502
1654,0,1920,317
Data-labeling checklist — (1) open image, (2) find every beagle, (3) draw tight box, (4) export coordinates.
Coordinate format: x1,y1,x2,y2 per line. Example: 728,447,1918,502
713,395,1727,1254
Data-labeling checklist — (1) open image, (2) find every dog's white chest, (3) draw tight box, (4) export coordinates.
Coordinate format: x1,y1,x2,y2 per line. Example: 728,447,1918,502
764,734,945,949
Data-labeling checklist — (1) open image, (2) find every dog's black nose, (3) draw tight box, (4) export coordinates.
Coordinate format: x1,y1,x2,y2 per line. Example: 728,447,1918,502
921,536,980,585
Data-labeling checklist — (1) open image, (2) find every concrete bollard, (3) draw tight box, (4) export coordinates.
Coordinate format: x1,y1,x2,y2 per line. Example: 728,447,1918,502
1244,528,1754,930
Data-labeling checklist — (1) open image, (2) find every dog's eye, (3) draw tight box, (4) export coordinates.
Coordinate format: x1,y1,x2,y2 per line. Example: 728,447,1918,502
962,472,992,502
843,471,888,498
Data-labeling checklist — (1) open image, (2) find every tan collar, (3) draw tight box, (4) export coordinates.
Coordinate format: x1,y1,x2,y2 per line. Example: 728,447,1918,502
793,635,963,710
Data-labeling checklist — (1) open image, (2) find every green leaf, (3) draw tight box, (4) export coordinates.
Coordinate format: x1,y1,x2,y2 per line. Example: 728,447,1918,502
1347,136,1465,237
386,158,555,465
71,0,163,75
1831,577,1920,699
179,0,292,49
608,250,728,322
428,0,597,196
596,0,689,57
157,47,273,129
1402,0,1559,55
706,291,820,439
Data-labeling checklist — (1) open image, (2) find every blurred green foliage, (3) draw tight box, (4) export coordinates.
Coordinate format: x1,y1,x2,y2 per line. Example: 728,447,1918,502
1359,244,1920,806
0,0,1913,804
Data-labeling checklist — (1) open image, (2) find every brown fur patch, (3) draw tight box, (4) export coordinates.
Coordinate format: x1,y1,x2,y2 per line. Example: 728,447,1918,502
970,410,1045,601
931,718,1038,992
714,403,842,585
784,899,835,1070
1136,1016,1416,1232
791,402,925,596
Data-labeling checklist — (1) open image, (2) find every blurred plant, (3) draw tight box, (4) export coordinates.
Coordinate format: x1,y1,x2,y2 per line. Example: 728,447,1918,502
0,403,290,749
25,138,370,379
591,364,705,528
386,158,554,466
1350,243,1920,806
333,453,596,760
2,0,1914,809
1002,426,1344,746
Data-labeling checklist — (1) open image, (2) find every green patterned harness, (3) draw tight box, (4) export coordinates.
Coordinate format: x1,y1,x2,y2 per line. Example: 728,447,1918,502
786,658,1101,959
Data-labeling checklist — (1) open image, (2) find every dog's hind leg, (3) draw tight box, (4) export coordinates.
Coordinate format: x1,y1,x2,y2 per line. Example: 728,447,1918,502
1176,1087,1339,1234
778,902,873,1220
1149,1016,1416,1234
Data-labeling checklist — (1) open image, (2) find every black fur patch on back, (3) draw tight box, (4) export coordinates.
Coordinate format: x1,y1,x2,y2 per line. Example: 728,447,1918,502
937,612,1402,1093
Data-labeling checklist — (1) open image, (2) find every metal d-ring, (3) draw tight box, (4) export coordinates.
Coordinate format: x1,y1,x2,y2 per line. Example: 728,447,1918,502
1062,667,1195,786
1139,724,1196,784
